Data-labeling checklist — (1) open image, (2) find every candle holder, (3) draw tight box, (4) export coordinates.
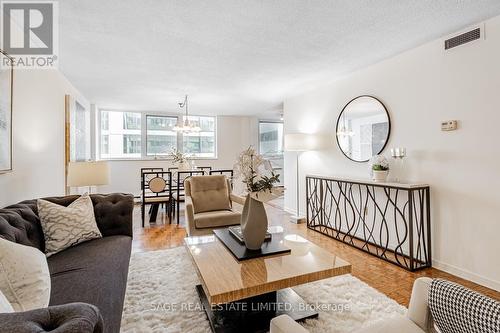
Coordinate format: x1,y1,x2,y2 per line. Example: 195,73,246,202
390,147,407,182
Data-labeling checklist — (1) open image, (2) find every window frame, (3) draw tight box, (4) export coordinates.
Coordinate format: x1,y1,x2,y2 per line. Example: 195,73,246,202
258,120,284,157
96,109,217,161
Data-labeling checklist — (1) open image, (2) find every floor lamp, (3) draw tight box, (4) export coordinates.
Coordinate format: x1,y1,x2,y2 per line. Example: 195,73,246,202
284,133,317,224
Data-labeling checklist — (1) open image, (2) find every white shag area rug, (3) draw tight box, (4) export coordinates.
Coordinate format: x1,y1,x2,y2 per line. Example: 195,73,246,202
121,247,406,333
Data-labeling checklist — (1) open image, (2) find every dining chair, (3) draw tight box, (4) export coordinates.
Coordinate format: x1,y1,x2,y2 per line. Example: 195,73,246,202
141,171,173,227
140,167,165,213
210,169,234,187
174,170,205,224
167,167,178,172
197,166,212,172
140,167,164,190
209,169,233,177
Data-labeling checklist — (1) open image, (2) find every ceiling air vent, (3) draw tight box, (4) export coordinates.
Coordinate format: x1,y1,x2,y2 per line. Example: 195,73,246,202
445,28,481,50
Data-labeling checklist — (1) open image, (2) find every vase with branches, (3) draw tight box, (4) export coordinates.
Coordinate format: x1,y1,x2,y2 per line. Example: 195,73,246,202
233,147,284,250
168,148,191,170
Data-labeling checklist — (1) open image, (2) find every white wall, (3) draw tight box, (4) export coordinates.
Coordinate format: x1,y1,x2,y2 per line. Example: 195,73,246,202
284,16,500,291
99,116,258,195
0,69,89,207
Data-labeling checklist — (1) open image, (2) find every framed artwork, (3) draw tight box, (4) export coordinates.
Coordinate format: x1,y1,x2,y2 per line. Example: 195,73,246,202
0,50,13,173
65,95,91,193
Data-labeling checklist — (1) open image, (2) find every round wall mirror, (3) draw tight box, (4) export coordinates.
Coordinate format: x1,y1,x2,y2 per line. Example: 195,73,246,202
336,95,390,162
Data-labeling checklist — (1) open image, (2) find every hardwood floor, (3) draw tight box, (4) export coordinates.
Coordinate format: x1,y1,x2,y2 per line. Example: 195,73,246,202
132,202,500,307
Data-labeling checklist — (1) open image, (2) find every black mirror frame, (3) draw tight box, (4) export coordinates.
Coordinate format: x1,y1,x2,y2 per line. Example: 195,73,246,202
335,95,391,163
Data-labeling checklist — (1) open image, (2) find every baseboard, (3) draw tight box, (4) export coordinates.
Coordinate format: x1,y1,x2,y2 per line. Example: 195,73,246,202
433,259,500,292
283,206,296,215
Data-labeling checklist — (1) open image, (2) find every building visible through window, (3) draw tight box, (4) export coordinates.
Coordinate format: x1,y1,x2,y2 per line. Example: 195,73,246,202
259,121,284,184
98,111,216,159
183,116,216,158
146,115,177,156
100,111,142,159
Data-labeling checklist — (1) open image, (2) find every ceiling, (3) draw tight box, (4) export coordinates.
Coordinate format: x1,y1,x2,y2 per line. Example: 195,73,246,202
59,0,500,117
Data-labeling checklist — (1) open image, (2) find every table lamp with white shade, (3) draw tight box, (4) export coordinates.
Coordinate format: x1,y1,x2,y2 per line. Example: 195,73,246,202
67,161,110,193
284,133,320,223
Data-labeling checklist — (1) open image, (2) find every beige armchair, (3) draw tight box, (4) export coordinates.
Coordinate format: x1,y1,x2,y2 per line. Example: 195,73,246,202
184,175,244,236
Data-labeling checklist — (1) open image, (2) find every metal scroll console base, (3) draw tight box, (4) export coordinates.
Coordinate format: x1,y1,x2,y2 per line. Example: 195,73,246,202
306,176,431,271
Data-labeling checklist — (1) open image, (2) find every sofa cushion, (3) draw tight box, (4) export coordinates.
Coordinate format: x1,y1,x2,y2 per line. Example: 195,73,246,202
48,235,131,333
194,210,241,229
0,237,51,312
189,176,231,213
354,316,425,333
38,194,102,257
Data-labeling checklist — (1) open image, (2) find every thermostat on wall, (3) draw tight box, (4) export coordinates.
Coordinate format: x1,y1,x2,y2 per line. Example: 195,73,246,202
441,120,458,131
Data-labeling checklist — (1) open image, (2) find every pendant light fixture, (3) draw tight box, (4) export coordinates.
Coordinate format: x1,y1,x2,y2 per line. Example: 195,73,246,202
173,95,201,133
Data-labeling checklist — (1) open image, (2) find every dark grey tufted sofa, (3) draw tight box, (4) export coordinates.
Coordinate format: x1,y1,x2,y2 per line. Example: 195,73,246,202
0,193,134,333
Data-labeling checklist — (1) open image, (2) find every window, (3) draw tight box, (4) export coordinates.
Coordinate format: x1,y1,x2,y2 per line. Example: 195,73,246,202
99,111,142,159
101,111,109,130
123,135,141,154
98,111,216,159
146,115,177,156
101,135,109,155
259,121,283,156
183,116,216,158
123,112,141,130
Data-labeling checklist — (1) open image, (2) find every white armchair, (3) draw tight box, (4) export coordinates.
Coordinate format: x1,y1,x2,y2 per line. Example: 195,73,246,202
270,277,433,333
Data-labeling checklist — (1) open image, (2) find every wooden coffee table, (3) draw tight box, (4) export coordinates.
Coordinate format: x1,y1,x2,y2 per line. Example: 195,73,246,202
184,227,352,333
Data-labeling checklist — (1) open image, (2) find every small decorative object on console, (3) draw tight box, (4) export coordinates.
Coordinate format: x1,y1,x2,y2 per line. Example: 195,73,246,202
234,147,283,250
370,154,389,182
390,147,407,182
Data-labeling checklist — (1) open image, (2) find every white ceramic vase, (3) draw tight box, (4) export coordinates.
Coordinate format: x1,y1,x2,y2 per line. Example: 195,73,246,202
240,194,268,250
178,161,190,171
372,170,389,182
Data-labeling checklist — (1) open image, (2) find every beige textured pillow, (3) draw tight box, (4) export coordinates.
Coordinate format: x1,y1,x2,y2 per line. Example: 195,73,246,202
0,238,50,311
38,193,102,257
190,175,231,213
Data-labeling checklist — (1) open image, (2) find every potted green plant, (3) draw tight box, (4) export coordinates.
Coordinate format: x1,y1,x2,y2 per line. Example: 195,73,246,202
370,155,389,182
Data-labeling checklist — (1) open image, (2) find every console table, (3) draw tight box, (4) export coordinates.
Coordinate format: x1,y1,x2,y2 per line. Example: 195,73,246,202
306,175,431,271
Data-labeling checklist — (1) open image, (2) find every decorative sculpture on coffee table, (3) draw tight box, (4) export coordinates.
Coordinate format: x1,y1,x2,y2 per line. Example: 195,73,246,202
234,147,283,250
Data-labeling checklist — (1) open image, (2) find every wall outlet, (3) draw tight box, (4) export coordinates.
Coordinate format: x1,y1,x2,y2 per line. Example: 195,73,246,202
441,120,458,131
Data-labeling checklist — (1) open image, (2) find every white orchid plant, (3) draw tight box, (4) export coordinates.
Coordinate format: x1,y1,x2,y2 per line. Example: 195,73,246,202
234,147,284,202
168,148,189,164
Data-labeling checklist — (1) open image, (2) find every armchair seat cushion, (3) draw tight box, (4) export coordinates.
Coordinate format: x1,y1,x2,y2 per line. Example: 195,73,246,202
354,316,425,333
194,210,241,229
